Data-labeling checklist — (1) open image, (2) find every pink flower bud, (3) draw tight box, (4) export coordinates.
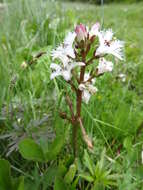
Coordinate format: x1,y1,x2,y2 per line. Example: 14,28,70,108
75,24,87,42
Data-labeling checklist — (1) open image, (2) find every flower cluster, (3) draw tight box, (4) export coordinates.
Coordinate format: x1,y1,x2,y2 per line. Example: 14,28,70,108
50,23,124,103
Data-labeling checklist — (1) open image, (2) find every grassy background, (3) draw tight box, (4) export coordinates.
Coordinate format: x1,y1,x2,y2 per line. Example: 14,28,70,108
0,0,143,189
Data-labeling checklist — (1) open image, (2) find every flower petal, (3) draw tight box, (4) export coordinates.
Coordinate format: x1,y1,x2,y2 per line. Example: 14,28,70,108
50,71,61,80
62,70,71,81
97,58,113,74
89,22,100,38
50,63,61,71
64,32,76,46
83,90,91,104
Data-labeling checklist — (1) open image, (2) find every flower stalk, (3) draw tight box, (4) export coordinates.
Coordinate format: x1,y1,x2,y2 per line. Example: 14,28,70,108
50,22,124,158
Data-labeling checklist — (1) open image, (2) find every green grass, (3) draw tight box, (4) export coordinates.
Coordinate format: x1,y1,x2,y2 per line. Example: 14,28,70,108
0,0,143,189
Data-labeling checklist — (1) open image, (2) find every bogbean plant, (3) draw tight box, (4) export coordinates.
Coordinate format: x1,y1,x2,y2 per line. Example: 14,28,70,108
0,22,124,190
50,23,124,157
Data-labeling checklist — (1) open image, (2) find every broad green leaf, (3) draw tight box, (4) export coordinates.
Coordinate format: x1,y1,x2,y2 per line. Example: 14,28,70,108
57,164,67,177
43,165,66,187
45,136,65,161
19,138,45,162
54,177,67,190
17,177,24,190
84,149,94,176
12,176,24,190
43,166,58,187
64,163,77,184
0,159,12,190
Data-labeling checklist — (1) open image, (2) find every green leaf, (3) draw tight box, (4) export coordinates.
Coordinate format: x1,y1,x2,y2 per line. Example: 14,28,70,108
43,164,67,188
84,149,94,176
72,176,80,189
123,137,132,151
43,167,58,186
57,164,67,178
92,182,104,190
12,176,24,190
64,163,77,184
0,159,12,190
54,177,67,190
19,138,45,162
17,177,24,190
79,173,94,182
45,136,65,161
99,148,106,170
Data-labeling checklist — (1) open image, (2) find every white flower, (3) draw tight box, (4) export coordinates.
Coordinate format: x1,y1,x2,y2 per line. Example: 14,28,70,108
95,29,124,60
84,73,90,81
89,22,100,39
108,40,124,60
79,84,91,104
50,62,85,81
87,83,98,94
63,32,76,59
82,90,91,104
97,58,113,74
64,32,76,47
51,45,75,67
101,29,113,42
51,32,85,81
84,73,96,84
50,63,62,79
118,73,126,82
79,74,98,104
51,32,76,67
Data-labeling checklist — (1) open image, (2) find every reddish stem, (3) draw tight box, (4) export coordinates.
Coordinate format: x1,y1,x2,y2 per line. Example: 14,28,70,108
76,66,86,118
72,51,86,157
60,40,98,158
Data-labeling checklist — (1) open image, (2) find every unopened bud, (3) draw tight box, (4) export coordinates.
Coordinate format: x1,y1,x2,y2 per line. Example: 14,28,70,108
75,23,87,42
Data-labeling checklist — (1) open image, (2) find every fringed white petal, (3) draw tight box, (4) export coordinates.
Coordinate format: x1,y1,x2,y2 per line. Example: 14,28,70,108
97,58,113,74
